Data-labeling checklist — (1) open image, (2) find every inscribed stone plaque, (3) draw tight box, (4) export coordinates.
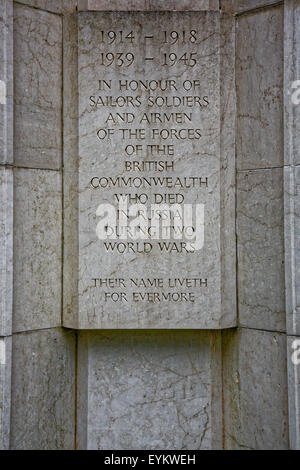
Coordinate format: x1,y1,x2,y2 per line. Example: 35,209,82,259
64,11,236,329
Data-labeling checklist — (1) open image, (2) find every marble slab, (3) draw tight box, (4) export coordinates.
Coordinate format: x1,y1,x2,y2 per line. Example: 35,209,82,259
13,3,62,169
10,329,75,450
13,168,62,332
222,328,289,450
237,168,285,332
64,10,236,329
236,5,283,170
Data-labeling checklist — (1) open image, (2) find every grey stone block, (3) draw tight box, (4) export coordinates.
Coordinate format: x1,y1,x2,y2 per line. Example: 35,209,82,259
287,335,300,450
15,1,77,13
78,0,220,11
13,3,62,169
0,0,13,165
10,328,76,450
237,169,285,332
77,330,222,450
221,0,282,14
13,168,62,332
0,167,13,336
0,336,11,450
222,328,289,450
236,5,283,170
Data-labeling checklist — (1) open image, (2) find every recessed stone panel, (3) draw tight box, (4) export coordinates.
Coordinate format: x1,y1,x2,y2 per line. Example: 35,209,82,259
64,11,236,329
77,330,222,450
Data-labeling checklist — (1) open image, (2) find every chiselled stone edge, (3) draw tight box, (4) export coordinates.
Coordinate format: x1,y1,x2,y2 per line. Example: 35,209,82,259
0,0,13,165
284,167,300,336
63,14,79,329
210,331,223,449
284,0,300,336
0,167,13,337
76,332,88,449
78,0,220,12
219,13,237,328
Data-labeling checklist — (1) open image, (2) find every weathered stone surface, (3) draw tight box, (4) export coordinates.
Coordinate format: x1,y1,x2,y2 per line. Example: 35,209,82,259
222,328,289,450
0,0,13,165
77,330,222,450
13,168,62,332
15,0,77,14
13,4,62,169
10,328,75,450
78,0,219,11
64,11,236,329
236,5,283,170
0,167,13,336
221,0,280,14
237,169,285,332
0,336,11,450
287,335,300,450
284,1,300,450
